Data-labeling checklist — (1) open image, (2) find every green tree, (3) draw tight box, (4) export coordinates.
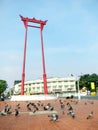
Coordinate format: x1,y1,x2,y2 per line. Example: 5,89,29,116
0,80,8,94
6,91,10,98
14,80,21,85
79,73,98,91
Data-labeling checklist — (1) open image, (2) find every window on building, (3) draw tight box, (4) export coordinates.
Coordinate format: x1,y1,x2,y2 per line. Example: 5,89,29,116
37,87,40,90
53,86,56,89
69,80,74,82
48,86,50,89
64,85,68,90
58,85,62,88
32,87,35,90
64,80,68,82
25,88,27,92
70,85,75,88
47,81,51,84
48,86,51,92
29,87,31,91
58,81,62,83
53,81,56,83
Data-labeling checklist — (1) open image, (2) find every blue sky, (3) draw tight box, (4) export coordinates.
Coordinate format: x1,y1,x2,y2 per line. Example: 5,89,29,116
0,0,98,88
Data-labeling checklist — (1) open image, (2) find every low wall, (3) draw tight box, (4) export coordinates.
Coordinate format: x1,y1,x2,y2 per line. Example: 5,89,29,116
11,94,57,101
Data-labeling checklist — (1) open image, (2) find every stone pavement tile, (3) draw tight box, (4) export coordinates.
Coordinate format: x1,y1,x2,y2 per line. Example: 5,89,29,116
0,99,98,130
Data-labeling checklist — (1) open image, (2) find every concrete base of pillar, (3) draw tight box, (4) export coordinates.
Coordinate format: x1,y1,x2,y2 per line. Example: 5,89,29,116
10,94,57,101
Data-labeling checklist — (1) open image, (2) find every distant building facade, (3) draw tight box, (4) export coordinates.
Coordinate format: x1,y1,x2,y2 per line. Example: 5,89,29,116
14,77,76,95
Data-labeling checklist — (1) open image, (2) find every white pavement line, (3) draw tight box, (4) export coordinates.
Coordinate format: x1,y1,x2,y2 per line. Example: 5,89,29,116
29,110,58,115
0,111,58,116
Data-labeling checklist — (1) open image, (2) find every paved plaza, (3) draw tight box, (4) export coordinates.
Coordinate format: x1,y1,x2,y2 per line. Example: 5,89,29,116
0,98,98,130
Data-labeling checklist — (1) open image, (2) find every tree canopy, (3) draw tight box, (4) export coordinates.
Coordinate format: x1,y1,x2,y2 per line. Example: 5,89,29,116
14,80,21,85
79,73,98,91
0,80,8,94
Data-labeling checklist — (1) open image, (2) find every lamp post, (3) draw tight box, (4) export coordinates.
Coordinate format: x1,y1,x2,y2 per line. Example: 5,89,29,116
77,77,81,100
71,74,81,99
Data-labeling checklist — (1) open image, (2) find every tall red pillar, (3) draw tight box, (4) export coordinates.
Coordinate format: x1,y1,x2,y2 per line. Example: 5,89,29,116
21,20,28,95
40,23,48,94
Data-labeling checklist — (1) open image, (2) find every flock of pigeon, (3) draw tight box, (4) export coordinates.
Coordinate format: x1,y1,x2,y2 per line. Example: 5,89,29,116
0,103,21,116
59,99,94,120
0,99,94,122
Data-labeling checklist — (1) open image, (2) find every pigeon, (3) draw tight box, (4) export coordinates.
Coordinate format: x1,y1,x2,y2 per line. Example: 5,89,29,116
90,101,94,104
33,109,36,113
70,110,75,118
15,109,19,116
33,106,38,113
16,103,20,107
50,107,54,111
4,104,8,113
48,113,59,121
27,103,32,111
0,110,7,116
84,102,87,105
67,109,75,118
7,106,12,114
27,107,32,111
86,111,93,119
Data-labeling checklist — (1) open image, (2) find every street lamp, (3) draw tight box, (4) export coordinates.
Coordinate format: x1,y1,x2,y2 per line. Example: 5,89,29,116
77,78,81,100
71,74,81,99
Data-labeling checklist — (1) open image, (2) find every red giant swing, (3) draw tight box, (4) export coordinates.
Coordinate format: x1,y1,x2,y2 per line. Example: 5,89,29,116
20,15,48,95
